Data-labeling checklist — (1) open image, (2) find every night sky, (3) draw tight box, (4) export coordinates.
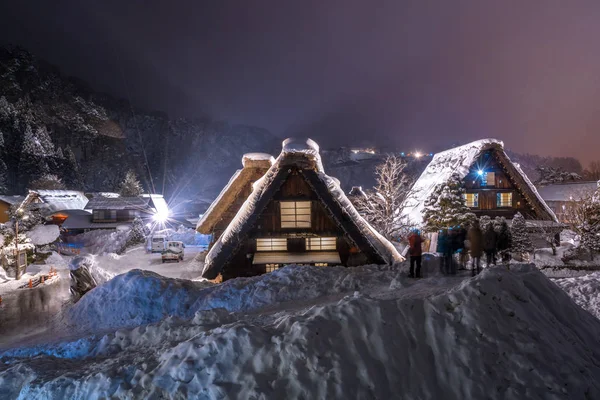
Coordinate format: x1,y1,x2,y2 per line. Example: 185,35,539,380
1,1,599,164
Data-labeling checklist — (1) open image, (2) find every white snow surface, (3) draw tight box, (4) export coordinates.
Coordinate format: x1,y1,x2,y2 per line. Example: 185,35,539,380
554,272,600,319
68,256,115,285
2,264,600,399
26,224,60,246
67,229,129,255
242,152,275,166
400,138,557,227
204,138,402,276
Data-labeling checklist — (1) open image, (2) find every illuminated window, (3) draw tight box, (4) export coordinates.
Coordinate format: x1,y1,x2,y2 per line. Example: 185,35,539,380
256,238,288,251
464,193,479,208
496,192,513,207
266,264,280,272
315,263,328,267
306,237,337,250
481,172,495,187
280,201,311,228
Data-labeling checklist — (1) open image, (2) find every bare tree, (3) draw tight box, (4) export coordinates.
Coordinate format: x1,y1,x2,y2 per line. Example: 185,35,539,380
352,155,413,240
584,161,600,181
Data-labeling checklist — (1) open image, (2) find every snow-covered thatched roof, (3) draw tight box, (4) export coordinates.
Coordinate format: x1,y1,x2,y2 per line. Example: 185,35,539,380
400,138,557,227
202,138,403,279
0,195,25,206
196,153,274,234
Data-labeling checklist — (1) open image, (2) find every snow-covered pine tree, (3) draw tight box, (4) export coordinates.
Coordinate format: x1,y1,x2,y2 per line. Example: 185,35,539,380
510,212,533,261
0,131,7,192
62,146,84,189
422,173,476,232
119,170,143,197
126,216,146,247
19,124,55,184
578,182,600,259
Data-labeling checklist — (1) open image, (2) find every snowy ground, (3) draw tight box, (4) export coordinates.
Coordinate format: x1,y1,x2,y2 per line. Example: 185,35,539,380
1,262,600,399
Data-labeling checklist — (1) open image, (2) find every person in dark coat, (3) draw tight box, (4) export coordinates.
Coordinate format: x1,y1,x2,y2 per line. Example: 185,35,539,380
408,229,424,278
436,229,449,274
446,228,459,275
468,220,484,276
496,220,512,263
483,223,498,266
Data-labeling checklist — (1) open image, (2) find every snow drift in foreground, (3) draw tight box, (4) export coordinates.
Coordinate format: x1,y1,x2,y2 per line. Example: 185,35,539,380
67,264,401,331
1,264,600,399
554,272,600,319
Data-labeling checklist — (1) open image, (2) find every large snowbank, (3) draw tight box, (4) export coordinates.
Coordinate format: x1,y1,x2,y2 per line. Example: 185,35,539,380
67,264,399,331
26,224,59,246
67,229,128,254
554,272,600,319
2,265,600,399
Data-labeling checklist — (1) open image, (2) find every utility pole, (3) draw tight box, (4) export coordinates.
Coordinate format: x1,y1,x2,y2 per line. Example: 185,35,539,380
14,209,29,280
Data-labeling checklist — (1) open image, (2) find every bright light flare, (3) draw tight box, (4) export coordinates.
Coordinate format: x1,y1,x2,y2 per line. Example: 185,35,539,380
414,151,422,159
153,210,169,223
477,170,484,176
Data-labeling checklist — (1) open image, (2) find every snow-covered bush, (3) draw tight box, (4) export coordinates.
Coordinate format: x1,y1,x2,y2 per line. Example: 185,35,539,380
511,212,533,261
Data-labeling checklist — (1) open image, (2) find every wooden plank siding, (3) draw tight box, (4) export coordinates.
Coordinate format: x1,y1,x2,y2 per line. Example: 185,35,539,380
462,151,530,218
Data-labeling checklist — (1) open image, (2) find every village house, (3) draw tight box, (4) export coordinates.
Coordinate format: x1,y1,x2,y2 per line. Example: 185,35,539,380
196,153,275,247
399,139,560,247
201,138,403,281
0,195,25,223
536,181,599,224
60,193,169,234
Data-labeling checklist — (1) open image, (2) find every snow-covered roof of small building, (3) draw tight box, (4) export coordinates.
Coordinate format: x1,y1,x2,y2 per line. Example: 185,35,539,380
400,139,557,227
33,190,89,214
85,196,150,211
196,153,274,234
0,195,25,206
141,194,169,216
202,138,403,279
536,181,599,202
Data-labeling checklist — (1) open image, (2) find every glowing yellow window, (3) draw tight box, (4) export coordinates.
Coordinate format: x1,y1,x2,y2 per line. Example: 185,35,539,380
496,192,513,207
464,193,479,208
306,237,337,250
256,238,288,251
280,201,311,228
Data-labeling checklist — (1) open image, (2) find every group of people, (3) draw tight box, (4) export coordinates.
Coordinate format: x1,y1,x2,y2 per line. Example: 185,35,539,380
406,218,512,278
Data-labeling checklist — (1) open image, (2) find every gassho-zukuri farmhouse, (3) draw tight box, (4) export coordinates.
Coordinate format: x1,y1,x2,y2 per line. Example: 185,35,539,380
197,138,403,280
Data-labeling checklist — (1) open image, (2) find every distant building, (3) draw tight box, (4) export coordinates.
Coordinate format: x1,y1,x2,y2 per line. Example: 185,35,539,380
536,181,599,223
201,138,402,281
0,195,25,223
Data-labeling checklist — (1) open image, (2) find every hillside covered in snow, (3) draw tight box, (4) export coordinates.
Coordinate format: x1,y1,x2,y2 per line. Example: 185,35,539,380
1,263,600,399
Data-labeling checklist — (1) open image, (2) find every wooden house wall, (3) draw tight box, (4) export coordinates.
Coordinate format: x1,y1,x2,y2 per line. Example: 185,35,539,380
462,151,533,219
0,202,10,223
220,168,362,279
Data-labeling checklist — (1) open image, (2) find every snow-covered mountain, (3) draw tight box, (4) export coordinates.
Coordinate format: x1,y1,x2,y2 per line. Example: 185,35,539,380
0,46,279,205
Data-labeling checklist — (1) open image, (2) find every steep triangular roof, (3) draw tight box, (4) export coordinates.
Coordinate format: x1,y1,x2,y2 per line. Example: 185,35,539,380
400,139,557,227
202,138,403,279
196,153,274,234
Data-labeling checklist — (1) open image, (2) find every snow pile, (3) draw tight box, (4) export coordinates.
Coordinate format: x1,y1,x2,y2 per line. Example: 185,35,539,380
26,224,60,246
67,229,129,254
68,255,115,286
554,272,600,319
2,265,600,398
67,265,397,331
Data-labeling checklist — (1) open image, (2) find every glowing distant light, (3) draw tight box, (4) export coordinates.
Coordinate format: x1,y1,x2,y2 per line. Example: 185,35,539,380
400,152,405,156
153,210,169,223
477,170,484,176
414,152,422,159
429,153,433,157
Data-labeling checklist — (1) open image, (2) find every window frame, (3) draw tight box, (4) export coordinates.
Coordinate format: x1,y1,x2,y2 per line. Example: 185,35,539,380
464,193,479,208
280,201,312,228
306,237,337,251
496,192,513,208
256,238,288,251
